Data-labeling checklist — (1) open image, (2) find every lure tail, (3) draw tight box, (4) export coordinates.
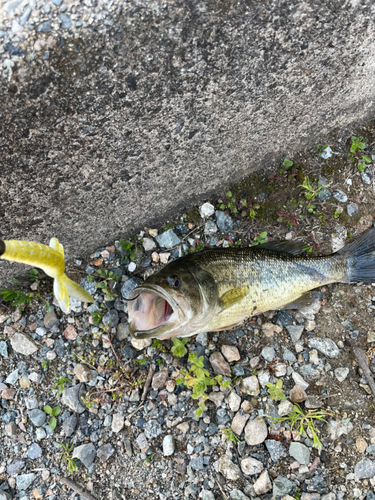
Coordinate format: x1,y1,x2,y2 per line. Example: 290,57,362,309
0,237,94,313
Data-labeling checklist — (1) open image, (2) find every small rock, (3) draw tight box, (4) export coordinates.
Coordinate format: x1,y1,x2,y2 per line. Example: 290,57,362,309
320,146,332,159
361,168,373,185
61,384,87,414
273,476,294,498
347,203,359,217
261,346,275,362
163,435,175,456
159,252,170,263
265,440,287,461
142,238,156,251
131,338,152,350
244,418,267,445
10,332,38,355
0,491,12,500
222,345,240,362
228,392,241,412
29,409,46,427
292,372,309,390
155,229,181,249
63,325,77,340
72,443,96,468
37,21,51,32
308,338,339,358
144,420,162,439
102,310,119,328
209,352,231,375
0,340,8,358
152,371,168,390
240,456,264,475
334,367,349,382
287,325,304,343
44,311,59,329
283,348,297,362
218,455,241,480
112,413,124,433
27,443,42,459
253,470,272,495
275,364,287,377
230,490,250,500
151,252,159,263
289,442,310,464
62,414,77,437
97,444,115,461
73,364,93,383
355,458,375,480
1,388,16,400
317,188,331,201
121,277,142,299
117,323,130,341
215,210,234,233
241,376,259,396
16,473,36,491
5,369,19,385
196,332,207,346
204,220,218,235
278,400,293,416
35,327,47,337
333,190,348,203
231,412,250,435
305,396,321,409
208,392,225,407
327,420,354,440
289,385,307,403
356,436,368,453
200,202,215,218
7,460,25,474
60,13,72,29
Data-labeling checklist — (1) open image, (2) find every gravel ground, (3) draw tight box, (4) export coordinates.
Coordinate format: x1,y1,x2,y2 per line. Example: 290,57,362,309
1,129,375,500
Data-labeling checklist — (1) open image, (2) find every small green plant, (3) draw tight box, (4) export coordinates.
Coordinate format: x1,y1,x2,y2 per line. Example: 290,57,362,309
171,337,189,357
119,237,137,261
252,232,268,246
350,136,366,155
44,405,61,431
195,398,208,418
88,269,120,301
299,176,326,203
176,352,231,413
270,404,333,448
91,309,104,326
0,279,40,311
333,209,340,219
221,427,241,443
357,155,372,172
265,380,286,401
152,339,168,352
57,440,78,475
28,268,39,282
136,356,148,365
52,375,72,397
282,158,293,168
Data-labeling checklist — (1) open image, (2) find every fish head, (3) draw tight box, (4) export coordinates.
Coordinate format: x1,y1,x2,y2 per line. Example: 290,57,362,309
128,261,218,340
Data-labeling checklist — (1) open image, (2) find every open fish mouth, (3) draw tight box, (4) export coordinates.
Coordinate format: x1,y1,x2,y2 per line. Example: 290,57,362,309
128,285,183,338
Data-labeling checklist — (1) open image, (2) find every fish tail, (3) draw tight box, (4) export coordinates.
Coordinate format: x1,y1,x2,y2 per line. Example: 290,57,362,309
54,275,70,313
337,228,375,283
63,275,95,304
0,239,65,278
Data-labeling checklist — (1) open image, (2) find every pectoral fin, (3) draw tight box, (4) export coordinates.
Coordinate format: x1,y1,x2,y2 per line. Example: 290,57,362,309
219,286,249,310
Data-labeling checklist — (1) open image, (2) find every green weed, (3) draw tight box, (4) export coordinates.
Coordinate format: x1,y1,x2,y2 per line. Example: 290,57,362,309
87,269,120,301
0,279,40,311
44,405,61,431
52,375,72,397
28,268,39,282
265,380,286,401
57,440,78,475
171,337,189,357
221,427,241,443
252,232,268,246
119,237,137,261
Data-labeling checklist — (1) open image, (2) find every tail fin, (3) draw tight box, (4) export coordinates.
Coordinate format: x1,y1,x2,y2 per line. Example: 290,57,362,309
63,275,94,303
337,228,375,283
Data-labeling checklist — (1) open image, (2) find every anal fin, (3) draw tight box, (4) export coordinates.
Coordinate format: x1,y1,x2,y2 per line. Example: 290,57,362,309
282,291,314,310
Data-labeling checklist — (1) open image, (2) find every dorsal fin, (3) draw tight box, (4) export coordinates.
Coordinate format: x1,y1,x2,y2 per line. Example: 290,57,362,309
256,240,308,256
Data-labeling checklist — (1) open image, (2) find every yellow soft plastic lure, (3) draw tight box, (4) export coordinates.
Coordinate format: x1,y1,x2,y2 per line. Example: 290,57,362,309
0,237,94,313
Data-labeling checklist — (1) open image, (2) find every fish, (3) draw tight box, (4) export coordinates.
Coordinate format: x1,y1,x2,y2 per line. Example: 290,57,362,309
0,238,94,313
128,228,375,340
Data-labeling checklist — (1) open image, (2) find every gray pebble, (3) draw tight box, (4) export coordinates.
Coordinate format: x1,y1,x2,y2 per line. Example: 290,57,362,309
29,409,46,427
19,7,32,25
347,202,359,217
72,443,96,468
289,442,310,464
5,368,19,385
60,13,72,29
332,190,348,203
0,491,12,500
27,443,42,459
273,476,294,498
16,473,36,491
215,210,234,233
230,490,250,500
355,458,375,480
97,443,115,461
102,309,119,328
61,384,87,413
37,21,51,32
121,277,141,299
334,367,349,382
7,460,25,475
308,337,339,358
286,324,304,342
317,188,331,202
81,277,96,296
265,439,287,461
190,456,204,470
261,346,275,362
155,229,181,249
0,340,8,358
361,168,373,185
52,0,64,5
144,419,162,439
196,332,207,346
283,348,297,362
204,220,218,235
62,414,77,437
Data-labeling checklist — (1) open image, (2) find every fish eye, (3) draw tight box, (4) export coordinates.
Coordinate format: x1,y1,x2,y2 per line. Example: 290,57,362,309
167,276,180,288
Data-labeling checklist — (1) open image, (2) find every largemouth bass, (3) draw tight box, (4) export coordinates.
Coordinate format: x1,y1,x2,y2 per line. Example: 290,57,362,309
128,229,375,340
0,238,94,313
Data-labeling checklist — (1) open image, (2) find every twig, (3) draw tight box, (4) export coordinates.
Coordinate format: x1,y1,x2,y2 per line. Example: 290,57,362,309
215,477,228,500
141,363,155,401
126,402,144,421
349,336,375,397
182,224,204,241
55,475,98,500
